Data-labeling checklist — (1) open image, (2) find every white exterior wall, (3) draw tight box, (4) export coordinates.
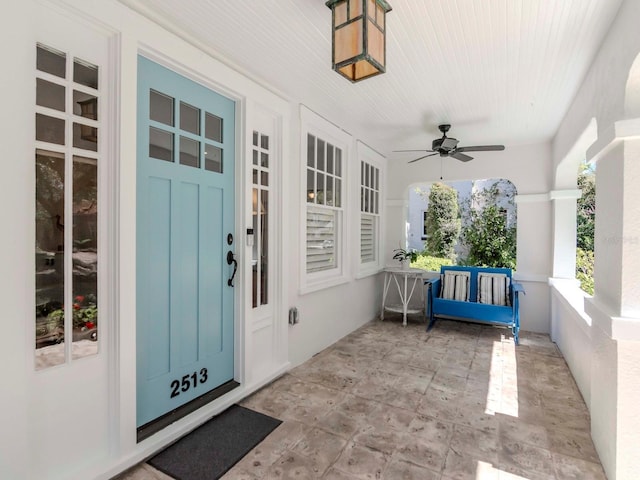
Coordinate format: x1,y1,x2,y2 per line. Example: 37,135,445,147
0,1,384,479
550,0,640,478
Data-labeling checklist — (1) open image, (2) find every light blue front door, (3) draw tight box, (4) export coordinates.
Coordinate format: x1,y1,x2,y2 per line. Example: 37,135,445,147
136,56,235,428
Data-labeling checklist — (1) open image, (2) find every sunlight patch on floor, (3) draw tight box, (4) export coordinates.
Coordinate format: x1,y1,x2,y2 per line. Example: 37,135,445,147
485,337,518,418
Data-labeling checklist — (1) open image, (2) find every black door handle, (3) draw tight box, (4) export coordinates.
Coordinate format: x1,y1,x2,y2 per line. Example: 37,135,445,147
226,251,237,287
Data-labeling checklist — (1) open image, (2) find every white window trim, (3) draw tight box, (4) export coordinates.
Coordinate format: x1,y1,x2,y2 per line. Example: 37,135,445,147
299,106,352,294
355,140,385,279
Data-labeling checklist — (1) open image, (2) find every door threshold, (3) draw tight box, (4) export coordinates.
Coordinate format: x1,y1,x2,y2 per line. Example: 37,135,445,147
137,379,240,443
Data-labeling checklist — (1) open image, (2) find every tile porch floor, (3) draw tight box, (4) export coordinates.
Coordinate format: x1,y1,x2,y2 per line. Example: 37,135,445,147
117,316,606,480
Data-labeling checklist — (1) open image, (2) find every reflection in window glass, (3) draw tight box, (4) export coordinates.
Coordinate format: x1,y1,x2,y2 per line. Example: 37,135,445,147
73,91,98,120
180,102,200,135
205,112,222,142
252,130,270,308
150,90,174,126
37,79,65,112
73,58,99,89
149,127,173,162
73,123,98,152
72,157,98,359
180,136,200,168
35,150,66,369
37,44,66,78
36,113,65,145
205,144,223,173
35,43,102,369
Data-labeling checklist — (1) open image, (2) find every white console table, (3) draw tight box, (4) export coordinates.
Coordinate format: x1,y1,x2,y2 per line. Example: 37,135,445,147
381,266,426,326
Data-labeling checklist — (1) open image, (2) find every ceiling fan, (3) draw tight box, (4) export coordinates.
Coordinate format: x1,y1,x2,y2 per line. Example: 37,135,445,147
395,124,505,163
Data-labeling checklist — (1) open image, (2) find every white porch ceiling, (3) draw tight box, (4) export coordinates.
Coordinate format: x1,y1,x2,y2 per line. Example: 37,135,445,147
122,0,623,156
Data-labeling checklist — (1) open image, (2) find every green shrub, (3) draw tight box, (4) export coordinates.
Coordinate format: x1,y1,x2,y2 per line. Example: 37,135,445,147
576,247,594,295
424,183,460,259
411,254,454,271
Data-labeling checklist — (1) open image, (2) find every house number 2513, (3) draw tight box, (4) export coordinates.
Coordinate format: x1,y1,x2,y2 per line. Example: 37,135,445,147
170,368,208,398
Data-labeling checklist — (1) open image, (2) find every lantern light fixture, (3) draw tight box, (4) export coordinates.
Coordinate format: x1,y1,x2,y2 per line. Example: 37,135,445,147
326,0,392,83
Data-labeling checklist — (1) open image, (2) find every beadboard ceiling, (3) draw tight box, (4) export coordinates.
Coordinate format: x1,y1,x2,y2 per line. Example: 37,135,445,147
121,0,623,156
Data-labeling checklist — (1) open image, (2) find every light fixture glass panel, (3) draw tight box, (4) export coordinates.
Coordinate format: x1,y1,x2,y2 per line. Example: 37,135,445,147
149,127,173,162
73,123,98,152
36,113,65,145
335,1,347,25
205,112,222,142
37,44,66,78
72,156,98,359
180,102,200,135
350,0,363,17
180,136,200,168
377,3,385,28
205,144,223,173
74,58,98,89
36,79,65,112
150,90,174,126
367,0,376,19
335,20,363,63
368,20,385,64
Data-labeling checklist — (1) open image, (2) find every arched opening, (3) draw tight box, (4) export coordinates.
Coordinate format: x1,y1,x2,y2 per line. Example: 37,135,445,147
407,178,517,271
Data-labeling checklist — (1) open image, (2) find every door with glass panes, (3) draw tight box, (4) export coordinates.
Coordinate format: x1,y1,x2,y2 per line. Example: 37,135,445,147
136,56,236,428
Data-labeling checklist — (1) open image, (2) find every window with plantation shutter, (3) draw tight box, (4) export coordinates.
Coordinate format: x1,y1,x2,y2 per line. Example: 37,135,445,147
305,133,343,273
357,142,384,277
360,160,379,264
360,214,375,263
300,106,351,292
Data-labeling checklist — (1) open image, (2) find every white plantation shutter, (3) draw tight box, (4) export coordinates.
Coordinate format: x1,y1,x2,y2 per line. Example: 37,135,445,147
306,206,338,273
361,214,375,263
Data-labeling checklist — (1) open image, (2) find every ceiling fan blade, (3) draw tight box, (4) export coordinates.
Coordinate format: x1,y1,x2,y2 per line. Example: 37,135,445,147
456,145,505,153
451,152,474,162
393,149,435,153
408,153,438,163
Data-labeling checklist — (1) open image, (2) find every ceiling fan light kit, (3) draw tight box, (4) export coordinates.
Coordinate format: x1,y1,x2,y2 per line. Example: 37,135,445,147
395,124,505,163
326,0,392,83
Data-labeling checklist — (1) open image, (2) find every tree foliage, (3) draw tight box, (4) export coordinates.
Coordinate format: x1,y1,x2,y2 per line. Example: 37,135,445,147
577,170,595,252
576,247,594,295
424,183,460,259
461,183,517,268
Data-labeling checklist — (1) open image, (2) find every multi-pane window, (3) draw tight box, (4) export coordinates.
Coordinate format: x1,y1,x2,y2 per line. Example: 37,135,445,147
252,130,270,308
148,89,224,172
360,161,379,263
35,43,100,369
306,133,343,273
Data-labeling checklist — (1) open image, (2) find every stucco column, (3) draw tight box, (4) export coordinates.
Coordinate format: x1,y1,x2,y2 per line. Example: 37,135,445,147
550,190,582,280
584,125,640,480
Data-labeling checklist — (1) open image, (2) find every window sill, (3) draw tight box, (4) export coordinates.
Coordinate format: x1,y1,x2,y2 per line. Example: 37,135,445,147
299,273,350,295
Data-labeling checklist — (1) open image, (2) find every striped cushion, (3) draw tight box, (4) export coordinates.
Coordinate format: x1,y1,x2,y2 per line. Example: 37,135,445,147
477,273,511,306
440,271,471,301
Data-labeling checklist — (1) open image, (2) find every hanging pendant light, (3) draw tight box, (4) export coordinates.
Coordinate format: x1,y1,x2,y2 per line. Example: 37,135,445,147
326,0,392,83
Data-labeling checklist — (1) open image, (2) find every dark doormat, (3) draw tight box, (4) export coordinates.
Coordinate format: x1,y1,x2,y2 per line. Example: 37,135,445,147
148,405,282,480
